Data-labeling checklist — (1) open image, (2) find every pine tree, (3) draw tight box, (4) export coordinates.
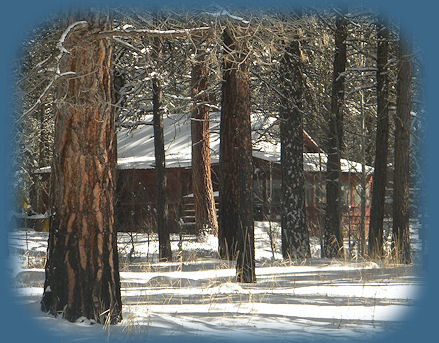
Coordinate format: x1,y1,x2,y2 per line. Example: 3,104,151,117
219,24,256,282
191,52,218,237
368,20,390,260
322,12,347,259
218,26,241,260
41,13,122,324
280,37,311,260
152,32,172,261
392,36,412,264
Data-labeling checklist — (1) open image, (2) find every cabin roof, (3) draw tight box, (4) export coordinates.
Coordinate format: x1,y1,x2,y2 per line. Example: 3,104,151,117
117,112,372,174
36,112,372,174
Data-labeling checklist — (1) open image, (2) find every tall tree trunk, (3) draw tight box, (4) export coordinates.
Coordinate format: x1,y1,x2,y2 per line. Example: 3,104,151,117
41,14,122,324
368,21,390,260
152,35,172,261
234,39,255,284
191,54,218,237
359,90,367,257
322,13,347,259
280,39,311,260
218,27,240,260
392,37,412,264
219,26,256,283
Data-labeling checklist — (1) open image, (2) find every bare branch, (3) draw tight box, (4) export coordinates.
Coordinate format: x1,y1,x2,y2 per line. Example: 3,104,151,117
97,26,211,39
20,21,89,119
113,37,144,54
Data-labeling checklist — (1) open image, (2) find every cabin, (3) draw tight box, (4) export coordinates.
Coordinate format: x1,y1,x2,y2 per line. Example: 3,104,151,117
35,112,373,237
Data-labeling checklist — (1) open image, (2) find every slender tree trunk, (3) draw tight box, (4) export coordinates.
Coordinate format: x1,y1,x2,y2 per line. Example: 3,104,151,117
191,54,218,237
41,14,122,324
218,27,240,260
152,35,172,261
280,39,311,260
234,37,255,283
392,37,412,264
368,22,390,260
32,104,46,213
359,90,367,257
322,13,347,259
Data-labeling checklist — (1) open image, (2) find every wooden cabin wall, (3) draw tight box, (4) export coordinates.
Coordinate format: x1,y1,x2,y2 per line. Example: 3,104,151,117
115,168,192,233
250,158,373,237
35,159,372,237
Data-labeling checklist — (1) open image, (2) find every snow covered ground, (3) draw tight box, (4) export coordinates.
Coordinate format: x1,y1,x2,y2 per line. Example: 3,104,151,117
7,221,423,342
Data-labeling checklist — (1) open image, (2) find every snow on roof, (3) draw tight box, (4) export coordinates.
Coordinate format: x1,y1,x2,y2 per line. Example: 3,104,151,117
117,113,220,170
252,149,372,174
36,112,372,174
117,112,372,174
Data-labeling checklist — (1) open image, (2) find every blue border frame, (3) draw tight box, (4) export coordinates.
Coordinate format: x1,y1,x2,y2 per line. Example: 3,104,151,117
1,1,436,342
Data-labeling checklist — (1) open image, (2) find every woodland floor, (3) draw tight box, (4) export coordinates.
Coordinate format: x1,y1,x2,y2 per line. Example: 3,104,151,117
7,221,423,342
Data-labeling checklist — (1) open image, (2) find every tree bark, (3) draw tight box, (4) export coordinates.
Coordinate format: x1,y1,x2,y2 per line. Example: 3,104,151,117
322,13,347,259
368,21,390,260
392,37,412,264
234,43,256,284
41,14,122,324
218,27,240,260
280,39,311,260
152,35,172,261
219,26,256,283
191,55,218,237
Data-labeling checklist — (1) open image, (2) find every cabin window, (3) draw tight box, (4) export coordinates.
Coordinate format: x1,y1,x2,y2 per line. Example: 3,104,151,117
352,182,371,207
253,178,265,205
352,183,362,207
315,181,326,205
366,182,371,206
271,179,281,205
341,183,351,207
305,181,313,206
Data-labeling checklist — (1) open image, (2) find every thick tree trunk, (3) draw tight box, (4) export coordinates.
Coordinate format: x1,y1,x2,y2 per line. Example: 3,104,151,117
219,26,256,283
191,57,218,237
392,38,412,264
368,22,390,260
280,40,311,260
41,15,122,324
152,36,172,261
322,14,347,259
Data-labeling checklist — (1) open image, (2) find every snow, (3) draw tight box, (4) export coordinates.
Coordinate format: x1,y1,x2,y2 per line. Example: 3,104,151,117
117,113,209,170
116,112,372,173
35,112,372,174
7,221,422,342
205,10,250,24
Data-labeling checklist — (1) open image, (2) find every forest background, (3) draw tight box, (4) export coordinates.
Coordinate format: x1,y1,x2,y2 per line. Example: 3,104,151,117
0,0,437,342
